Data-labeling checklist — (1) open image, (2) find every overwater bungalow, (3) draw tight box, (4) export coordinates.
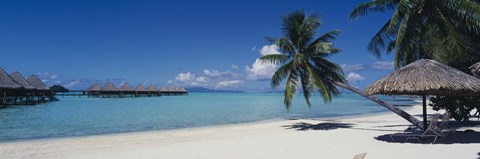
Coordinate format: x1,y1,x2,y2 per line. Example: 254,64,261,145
146,85,159,97
134,84,147,97
27,75,54,102
160,87,187,96
119,83,134,97
85,83,101,97
10,72,36,104
180,87,188,95
100,82,118,98
159,87,168,95
174,87,188,95
0,68,23,105
85,83,187,98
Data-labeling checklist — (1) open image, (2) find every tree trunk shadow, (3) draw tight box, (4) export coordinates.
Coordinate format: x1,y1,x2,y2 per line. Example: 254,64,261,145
283,122,353,131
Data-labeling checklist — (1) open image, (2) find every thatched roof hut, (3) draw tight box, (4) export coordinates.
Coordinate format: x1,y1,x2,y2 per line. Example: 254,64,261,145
159,87,168,92
134,84,146,92
100,82,118,92
174,87,182,92
469,62,480,77
10,72,36,90
167,87,175,92
0,68,22,89
180,87,187,93
27,75,49,90
365,59,480,96
86,83,101,91
146,85,158,92
119,83,134,92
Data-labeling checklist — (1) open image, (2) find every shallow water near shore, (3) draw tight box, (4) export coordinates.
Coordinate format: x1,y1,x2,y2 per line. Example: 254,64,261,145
0,93,416,142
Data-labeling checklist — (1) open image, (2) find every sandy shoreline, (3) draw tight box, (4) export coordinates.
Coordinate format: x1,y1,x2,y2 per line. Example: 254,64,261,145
1,105,479,159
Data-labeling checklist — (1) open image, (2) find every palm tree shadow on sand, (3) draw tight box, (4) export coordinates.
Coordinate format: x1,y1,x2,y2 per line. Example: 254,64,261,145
375,130,480,144
284,122,353,131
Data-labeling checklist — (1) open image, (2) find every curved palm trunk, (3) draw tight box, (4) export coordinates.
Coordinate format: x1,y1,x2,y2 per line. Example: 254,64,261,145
331,81,424,130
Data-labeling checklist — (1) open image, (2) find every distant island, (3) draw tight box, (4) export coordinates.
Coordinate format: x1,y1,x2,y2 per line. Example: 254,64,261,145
185,87,245,93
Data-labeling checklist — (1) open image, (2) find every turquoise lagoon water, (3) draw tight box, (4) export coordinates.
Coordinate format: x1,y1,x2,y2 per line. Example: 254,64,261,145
0,93,415,142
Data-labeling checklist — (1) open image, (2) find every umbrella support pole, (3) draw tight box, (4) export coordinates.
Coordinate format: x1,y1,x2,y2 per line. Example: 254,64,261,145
422,95,427,131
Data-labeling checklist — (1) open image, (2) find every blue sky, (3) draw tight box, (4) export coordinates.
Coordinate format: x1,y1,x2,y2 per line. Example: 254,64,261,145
0,0,396,92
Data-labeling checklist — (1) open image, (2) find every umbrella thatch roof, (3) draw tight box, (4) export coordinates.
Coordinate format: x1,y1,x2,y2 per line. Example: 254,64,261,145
134,84,146,92
10,72,36,90
0,68,22,89
146,85,158,92
119,83,133,91
469,62,480,77
86,83,101,91
167,87,175,92
101,82,118,91
27,75,49,90
365,59,480,96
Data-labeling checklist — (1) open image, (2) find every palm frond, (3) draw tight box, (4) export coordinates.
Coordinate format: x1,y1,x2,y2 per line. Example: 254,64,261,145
259,54,290,65
271,61,293,88
299,70,312,107
368,19,397,57
284,71,298,109
350,0,399,20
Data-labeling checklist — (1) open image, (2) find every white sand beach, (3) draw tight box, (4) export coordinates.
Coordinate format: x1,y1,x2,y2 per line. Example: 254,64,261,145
1,105,479,159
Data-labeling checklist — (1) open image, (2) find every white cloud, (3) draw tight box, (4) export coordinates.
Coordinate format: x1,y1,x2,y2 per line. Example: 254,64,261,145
260,45,281,56
347,72,365,82
203,69,221,77
341,61,394,72
176,72,195,82
371,61,394,70
340,64,368,72
245,45,281,81
216,80,243,88
245,59,277,80
36,72,62,86
64,80,80,88
195,76,208,83
171,69,244,89
252,46,256,51
231,64,239,69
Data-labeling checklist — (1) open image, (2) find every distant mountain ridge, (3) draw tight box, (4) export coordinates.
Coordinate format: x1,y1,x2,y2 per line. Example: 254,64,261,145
186,87,245,93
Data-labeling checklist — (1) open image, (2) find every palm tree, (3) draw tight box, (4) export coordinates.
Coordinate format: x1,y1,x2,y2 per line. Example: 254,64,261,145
260,11,345,108
261,11,423,129
350,0,480,68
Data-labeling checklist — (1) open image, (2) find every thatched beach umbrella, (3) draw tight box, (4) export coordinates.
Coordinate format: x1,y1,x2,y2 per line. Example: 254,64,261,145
27,75,49,90
10,72,35,90
469,62,480,77
0,68,22,89
366,59,480,129
101,82,118,92
119,83,133,92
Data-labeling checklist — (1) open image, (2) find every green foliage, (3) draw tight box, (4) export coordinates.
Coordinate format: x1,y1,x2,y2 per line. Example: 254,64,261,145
429,96,480,121
350,0,480,68
352,0,480,122
50,84,69,92
261,10,345,109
